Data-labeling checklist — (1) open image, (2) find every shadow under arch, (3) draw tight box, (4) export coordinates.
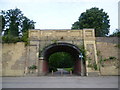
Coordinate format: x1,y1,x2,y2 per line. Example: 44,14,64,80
42,42,81,60
40,42,85,76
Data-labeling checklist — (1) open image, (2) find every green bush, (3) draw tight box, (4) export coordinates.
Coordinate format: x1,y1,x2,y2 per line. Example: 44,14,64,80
93,63,98,70
2,31,29,45
2,36,20,43
28,65,37,70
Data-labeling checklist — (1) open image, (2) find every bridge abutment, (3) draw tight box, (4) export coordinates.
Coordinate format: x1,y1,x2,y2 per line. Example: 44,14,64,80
28,29,98,76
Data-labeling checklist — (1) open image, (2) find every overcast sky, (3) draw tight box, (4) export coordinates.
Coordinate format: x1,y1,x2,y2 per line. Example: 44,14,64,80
0,0,119,34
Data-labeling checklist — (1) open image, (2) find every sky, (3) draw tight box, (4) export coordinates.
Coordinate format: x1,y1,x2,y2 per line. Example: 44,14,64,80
0,0,119,34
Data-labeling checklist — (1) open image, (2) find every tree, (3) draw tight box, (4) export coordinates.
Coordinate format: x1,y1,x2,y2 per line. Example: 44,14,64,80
109,29,120,37
48,52,74,72
1,8,35,37
1,8,23,36
22,17,35,33
1,15,5,30
71,7,110,37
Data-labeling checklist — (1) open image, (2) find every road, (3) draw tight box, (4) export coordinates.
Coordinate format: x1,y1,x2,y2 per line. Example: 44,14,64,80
1,76,118,88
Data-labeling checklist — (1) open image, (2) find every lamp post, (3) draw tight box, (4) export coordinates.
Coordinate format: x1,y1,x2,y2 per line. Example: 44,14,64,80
79,53,84,76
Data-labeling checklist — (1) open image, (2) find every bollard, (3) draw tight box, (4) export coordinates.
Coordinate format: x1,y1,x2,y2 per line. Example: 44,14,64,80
70,70,72,76
61,70,63,76
52,70,54,76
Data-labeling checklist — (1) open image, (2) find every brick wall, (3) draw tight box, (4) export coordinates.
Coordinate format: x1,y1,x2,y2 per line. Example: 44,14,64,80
1,36,119,76
2,42,27,76
96,37,119,75
96,37,119,59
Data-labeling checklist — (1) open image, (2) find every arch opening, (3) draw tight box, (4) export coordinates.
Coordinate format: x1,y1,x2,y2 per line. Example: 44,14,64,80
40,43,84,76
48,52,75,74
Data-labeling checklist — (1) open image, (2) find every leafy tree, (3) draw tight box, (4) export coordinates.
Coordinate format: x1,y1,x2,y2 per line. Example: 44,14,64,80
71,7,110,37
22,17,35,33
1,8,35,37
1,15,5,30
1,8,23,36
109,29,120,37
48,52,74,72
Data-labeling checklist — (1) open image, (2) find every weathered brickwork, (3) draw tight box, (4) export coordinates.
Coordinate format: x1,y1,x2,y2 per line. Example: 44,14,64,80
96,37,119,60
96,37,119,75
1,29,119,76
2,42,27,76
28,29,98,76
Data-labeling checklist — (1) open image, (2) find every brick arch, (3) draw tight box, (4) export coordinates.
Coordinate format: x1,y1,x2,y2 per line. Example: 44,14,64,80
29,29,96,76
40,42,83,75
42,42,81,60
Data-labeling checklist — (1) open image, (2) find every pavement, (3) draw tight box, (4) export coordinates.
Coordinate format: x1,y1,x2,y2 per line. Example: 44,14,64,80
1,76,118,88
47,68,71,76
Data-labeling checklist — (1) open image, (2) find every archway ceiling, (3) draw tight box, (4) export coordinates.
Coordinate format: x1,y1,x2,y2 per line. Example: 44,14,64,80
43,43,81,60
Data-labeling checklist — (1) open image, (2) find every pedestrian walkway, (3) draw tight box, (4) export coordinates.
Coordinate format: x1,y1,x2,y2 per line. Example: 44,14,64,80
47,68,77,76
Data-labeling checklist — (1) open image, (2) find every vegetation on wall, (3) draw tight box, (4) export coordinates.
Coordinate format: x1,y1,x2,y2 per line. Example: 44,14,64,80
87,55,118,71
77,45,86,61
97,50,119,70
28,65,37,74
2,31,29,44
28,65,37,70
87,57,98,70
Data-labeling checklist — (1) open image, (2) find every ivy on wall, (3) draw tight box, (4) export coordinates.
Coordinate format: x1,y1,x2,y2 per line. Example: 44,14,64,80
97,50,119,70
87,57,98,70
